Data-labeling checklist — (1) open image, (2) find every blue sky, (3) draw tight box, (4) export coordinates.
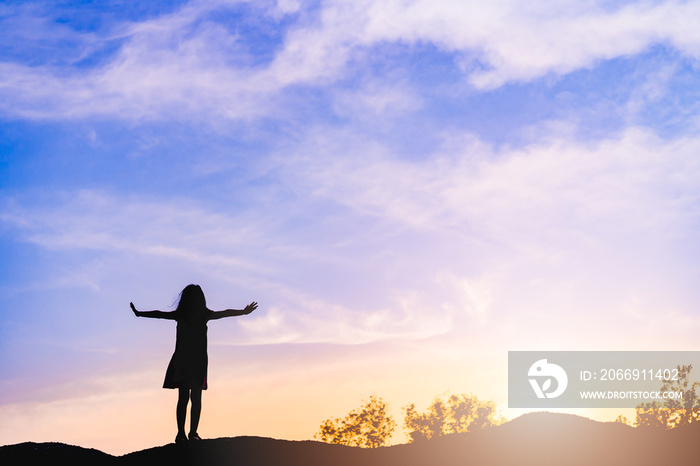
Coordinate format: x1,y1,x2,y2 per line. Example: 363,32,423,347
2,0,700,454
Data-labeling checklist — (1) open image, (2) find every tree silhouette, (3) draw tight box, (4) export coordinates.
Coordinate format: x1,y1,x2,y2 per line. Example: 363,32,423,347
315,396,396,448
634,365,700,429
403,393,504,442
634,401,672,429
660,364,699,427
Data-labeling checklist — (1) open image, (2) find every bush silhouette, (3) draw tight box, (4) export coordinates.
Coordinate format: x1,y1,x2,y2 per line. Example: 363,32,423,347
315,395,396,448
635,365,700,429
635,401,672,429
403,393,504,442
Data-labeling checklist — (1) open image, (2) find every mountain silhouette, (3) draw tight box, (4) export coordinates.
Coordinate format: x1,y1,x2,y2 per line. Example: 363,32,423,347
2,412,697,465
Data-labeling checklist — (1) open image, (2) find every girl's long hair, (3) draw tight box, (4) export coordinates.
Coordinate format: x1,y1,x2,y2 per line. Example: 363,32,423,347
175,284,207,319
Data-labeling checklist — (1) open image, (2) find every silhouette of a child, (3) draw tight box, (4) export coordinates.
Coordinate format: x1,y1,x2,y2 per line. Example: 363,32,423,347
131,284,257,443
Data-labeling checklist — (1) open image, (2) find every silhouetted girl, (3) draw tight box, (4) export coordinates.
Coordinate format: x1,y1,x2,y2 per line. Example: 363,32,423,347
131,284,257,443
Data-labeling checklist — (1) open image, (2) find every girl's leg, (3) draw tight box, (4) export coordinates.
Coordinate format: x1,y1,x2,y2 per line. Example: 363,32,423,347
189,387,203,437
176,387,190,438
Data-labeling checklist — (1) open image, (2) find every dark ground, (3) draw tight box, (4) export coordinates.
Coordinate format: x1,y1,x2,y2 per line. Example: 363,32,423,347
2,412,699,466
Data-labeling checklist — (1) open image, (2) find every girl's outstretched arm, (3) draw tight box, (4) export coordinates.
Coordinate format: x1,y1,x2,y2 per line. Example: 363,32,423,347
208,302,258,320
130,302,178,320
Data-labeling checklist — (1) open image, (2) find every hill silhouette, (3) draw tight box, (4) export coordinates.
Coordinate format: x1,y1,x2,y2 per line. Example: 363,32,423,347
2,412,698,465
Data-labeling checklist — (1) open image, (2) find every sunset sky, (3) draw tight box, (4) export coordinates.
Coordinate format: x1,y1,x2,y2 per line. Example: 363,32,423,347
2,0,700,455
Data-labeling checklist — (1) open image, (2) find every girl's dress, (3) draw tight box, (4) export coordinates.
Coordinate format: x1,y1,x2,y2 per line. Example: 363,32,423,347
163,309,212,390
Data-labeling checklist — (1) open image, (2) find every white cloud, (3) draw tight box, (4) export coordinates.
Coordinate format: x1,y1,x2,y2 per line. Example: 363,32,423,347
270,0,700,89
4,119,700,349
2,0,699,121
233,290,453,345
332,79,423,118
0,1,281,121
272,0,303,18
0,189,456,345
3,120,700,381
275,124,700,345
288,126,700,247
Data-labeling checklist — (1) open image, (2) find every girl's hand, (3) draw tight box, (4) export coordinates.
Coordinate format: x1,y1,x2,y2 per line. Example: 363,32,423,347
130,302,140,316
243,302,258,315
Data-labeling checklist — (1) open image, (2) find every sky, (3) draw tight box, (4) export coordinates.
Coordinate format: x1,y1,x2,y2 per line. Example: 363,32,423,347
2,0,700,455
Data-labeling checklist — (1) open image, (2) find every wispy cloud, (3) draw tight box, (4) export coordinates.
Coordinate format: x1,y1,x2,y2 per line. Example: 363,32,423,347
4,122,699,347
348,0,700,89
0,1,284,121
273,123,700,343
1,190,263,270
1,0,699,122
286,126,700,246
0,189,456,345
